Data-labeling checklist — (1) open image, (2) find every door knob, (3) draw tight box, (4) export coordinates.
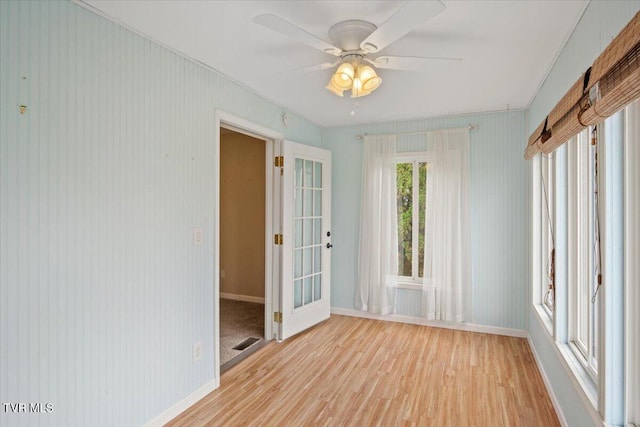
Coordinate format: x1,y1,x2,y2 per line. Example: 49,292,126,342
326,243,333,249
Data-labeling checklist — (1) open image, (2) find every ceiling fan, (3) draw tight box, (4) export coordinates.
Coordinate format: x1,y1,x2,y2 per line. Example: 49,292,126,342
253,1,460,98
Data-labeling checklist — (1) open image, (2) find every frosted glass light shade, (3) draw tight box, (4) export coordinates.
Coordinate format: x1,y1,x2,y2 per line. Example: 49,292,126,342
358,65,382,91
331,62,355,89
350,77,372,98
351,88,372,98
325,79,344,97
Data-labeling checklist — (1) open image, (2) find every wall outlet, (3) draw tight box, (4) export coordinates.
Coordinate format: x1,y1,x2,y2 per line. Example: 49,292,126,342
193,342,202,362
220,269,226,279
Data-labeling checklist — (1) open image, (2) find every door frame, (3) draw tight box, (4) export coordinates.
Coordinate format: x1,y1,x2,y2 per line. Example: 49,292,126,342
214,110,283,386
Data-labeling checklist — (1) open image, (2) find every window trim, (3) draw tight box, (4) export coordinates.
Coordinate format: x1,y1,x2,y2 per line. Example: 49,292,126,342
394,152,430,283
532,155,553,334
566,127,599,383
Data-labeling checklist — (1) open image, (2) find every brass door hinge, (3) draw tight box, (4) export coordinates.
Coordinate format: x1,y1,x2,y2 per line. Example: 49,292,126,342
275,156,284,175
274,312,282,323
274,234,283,245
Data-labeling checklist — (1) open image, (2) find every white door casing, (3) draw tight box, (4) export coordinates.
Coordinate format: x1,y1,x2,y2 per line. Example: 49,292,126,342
214,110,282,386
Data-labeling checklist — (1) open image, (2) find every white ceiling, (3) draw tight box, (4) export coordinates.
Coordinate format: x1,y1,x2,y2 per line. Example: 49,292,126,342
81,0,587,128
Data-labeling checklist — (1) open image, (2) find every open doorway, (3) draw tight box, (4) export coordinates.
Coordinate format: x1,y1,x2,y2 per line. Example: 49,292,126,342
213,111,332,385
219,127,267,372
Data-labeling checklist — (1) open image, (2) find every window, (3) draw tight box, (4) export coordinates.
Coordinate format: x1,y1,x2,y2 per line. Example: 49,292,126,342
395,155,427,283
539,152,555,319
533,108,634,419
567,127,600,379
624,99,640,425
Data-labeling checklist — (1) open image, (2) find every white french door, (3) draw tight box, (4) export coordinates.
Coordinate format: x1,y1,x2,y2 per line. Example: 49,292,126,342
279,140,332,340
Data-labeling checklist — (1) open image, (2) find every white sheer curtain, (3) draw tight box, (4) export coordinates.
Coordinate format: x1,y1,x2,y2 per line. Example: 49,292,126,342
355,135,398,314
422,129,472,322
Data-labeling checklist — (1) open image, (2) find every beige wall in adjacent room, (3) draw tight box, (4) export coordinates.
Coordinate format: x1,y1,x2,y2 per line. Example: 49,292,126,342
220,131,265,299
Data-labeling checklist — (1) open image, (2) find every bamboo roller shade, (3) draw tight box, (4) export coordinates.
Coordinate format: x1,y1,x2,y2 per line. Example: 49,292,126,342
525,11,640,159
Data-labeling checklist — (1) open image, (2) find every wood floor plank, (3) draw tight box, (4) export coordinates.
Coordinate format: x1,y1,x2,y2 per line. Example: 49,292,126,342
167,315,559,427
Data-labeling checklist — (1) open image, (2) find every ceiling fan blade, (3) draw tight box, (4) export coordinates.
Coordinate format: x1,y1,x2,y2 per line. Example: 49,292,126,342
260,61,340,79
360,1,445,53
253,14,342,56
282,61,341,74
370,55,461,71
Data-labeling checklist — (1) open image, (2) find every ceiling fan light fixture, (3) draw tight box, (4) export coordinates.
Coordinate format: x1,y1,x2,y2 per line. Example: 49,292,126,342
327,61,381,99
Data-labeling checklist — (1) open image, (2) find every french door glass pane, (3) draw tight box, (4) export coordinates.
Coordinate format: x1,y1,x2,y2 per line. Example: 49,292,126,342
294,249,302,278
294,279,303,308
304,277,313,304
314,274,322,301
314,163,322,188
303,248,312,276
303,219,313,246
295,219,302,247
293,157,324,310
314,190,322,216
304,160,313,187
314,218,321,244
313,246,321,273
304,189,313,216
295,158,304,187
295,189,303,217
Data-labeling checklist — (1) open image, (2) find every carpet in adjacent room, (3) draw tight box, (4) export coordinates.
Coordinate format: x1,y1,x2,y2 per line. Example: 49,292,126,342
219,298,264,368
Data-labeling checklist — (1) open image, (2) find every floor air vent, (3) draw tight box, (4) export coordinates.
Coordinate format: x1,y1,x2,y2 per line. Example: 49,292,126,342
232,337,261,351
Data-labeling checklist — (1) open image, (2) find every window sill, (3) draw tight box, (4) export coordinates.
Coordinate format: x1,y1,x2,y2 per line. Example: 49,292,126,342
533,303,598,411
397,282,421,290
556,342,598,410
392,276,427,291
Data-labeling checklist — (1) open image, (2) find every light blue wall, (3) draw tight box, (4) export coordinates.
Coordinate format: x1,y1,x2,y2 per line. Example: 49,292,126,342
527,1,640,426
0,1,321,426
323,110,529,330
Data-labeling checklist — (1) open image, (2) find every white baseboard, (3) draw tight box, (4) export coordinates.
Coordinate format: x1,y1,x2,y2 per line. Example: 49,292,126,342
330,307,527,338
220,293,265,304
143,379,216,427
527,335,569,427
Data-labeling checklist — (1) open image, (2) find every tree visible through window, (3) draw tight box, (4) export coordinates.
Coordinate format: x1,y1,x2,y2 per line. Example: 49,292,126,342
396,160,427,280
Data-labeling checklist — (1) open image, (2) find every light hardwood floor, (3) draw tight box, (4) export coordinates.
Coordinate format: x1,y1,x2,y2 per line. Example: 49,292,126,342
168,315,559,426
